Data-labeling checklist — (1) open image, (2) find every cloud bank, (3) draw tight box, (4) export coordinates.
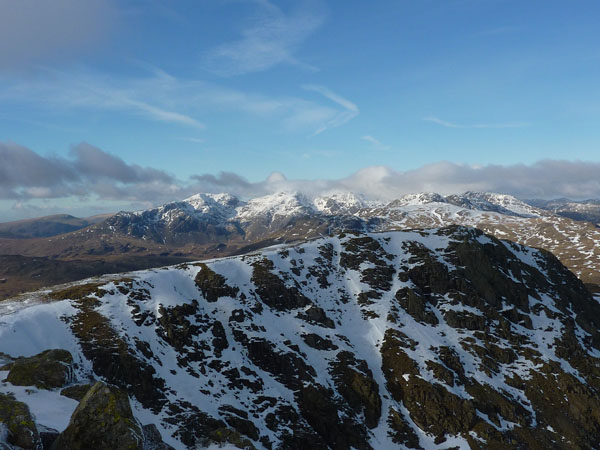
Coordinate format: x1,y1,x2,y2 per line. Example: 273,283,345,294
2,142,600,220
0,141,179,203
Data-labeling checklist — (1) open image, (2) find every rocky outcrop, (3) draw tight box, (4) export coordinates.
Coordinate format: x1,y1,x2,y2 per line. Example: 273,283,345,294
5,349,73,390
60,384,94,402
3,226,600,449
52,381,143,450
0,393,41,449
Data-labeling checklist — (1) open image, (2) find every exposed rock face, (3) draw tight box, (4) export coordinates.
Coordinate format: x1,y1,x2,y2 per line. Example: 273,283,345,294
5,349,73,390
52,381,143,450
0,393,41,449
1,226,600,449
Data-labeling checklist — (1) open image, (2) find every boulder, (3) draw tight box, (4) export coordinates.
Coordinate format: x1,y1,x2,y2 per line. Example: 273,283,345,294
52,381,143,450
6,349,73,390
60,383,94,402
0,393,41,449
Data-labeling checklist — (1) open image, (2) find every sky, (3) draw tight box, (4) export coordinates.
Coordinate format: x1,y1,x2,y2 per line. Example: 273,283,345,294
1,0,600,220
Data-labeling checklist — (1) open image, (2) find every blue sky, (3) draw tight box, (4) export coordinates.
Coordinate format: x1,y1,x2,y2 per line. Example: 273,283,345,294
1,0,600,219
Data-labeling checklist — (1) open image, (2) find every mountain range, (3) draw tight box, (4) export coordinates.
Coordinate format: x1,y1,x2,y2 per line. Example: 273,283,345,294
1,191,599,299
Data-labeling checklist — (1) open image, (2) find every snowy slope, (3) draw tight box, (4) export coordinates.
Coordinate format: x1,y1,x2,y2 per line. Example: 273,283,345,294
1,226,600,449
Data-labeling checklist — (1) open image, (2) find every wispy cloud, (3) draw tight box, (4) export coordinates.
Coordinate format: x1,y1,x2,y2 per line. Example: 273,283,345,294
0,67,357,135
204,0,325,76
303,85,359,134
361,135,391,151
0,68,205,128
176,137,204,144
423,116,529,129
121,98,204,128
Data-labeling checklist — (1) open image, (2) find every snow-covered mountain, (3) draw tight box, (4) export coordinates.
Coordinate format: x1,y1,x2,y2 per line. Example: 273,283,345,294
1,226,600,449
96,190,543,245
450,191,541,217
2,190,599,293
102,190,543,237
528,198,600,224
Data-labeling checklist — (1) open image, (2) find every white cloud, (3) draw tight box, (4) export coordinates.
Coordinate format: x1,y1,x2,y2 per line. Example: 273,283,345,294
302,85,359,134
361,135,391,151
186,160,600,202
204,0,325,76
423,116,529,129
4,142,600,220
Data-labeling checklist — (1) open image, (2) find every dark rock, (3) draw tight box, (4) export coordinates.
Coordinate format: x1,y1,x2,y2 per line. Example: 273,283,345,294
243,338,315,390
297,305,335,328
39,425,60,449
194,263,238,302
252,258,311,311
330,351,381,429
387,408,422,449
67,300,168,413
211,320,229,358
302,333,338,351
52,381,143,450
395,287,439,325
296,384,372,450
444,310,486,330
60,383,94,402
220,408,260,441
142,424,174,450
0,393,41,449
6,349,73,390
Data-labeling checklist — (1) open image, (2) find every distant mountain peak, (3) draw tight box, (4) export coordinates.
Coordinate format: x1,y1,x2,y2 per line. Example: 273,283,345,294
393,192,448,206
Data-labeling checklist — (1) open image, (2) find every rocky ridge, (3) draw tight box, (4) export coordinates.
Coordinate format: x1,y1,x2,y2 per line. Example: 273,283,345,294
96,190,600,284
1,226,600,449
2,190,600,302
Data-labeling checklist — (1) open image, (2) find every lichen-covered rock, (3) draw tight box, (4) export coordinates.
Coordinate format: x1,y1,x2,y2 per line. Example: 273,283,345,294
60,383,94,402
0,393,41,449
6,349,73,390
52,381,143,450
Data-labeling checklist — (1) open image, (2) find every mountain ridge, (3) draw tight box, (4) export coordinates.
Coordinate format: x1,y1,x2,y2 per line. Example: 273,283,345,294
1,190,599,301
1,225,600,449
